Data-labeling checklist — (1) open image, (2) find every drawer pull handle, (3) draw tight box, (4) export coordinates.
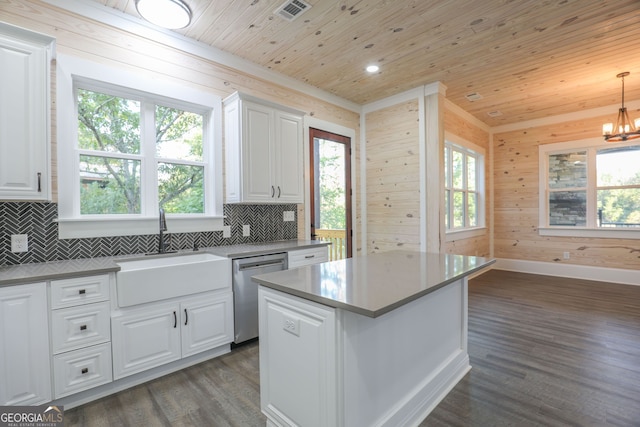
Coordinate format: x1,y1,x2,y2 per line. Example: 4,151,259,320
81,368,88,375
173,311,177,328
184,308,188,326
79,289,86,295
305,255,315,259
80,325,87,331
37,172,42,192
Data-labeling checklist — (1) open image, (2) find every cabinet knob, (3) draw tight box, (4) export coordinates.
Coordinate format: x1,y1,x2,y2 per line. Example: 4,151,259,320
81,368,89,375
80,324,87,331
78,289,86,295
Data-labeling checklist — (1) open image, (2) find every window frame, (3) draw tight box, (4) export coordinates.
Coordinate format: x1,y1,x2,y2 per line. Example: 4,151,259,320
538,137,640,239
444,133,486,241
57,54,223,239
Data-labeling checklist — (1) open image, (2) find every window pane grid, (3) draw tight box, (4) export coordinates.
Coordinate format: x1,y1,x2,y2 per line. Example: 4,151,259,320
445,141,483,232
544,143,640,229
76,87,210,216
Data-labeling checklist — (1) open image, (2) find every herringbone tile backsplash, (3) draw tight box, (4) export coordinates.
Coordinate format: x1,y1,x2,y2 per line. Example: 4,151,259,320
0,202,297,266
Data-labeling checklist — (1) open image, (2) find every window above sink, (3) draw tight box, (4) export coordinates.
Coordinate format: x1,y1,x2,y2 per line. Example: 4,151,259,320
56,54,224,239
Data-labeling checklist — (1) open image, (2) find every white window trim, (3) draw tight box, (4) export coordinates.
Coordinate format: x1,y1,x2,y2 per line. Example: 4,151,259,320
56,53,224,239
444,132,486,241
538,137,640,239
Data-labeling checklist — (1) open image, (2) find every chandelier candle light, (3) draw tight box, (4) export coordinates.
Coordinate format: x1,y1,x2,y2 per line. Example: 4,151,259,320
603,71,640,142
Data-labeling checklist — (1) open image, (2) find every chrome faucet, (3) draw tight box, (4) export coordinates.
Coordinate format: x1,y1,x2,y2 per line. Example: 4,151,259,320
159,208,168,253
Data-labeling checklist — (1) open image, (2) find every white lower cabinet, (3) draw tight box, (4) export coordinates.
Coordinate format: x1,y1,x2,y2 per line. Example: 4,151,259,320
259,287,337,427
112,292,233,380
287,246,329,269
53,342,112,398
0,282,52,405
49,275,113,399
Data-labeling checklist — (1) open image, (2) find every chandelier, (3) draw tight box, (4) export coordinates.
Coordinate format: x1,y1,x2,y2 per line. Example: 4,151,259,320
602,72,640,142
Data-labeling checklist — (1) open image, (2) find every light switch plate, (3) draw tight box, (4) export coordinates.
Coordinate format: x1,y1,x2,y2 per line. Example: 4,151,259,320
243,224,250,236
283,211,295,222
222,226,231,238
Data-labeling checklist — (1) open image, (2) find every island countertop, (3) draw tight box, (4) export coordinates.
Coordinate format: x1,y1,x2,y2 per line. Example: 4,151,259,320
252,250,495,317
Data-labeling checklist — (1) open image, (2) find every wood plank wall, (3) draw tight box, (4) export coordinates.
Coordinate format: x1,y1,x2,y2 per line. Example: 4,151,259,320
493,114,640,270
443,106,491,257
2,0,359,241
365,100,421,253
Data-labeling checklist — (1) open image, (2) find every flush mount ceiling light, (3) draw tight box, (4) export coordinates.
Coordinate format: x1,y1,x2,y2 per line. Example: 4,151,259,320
135,0,192,29
366,64,380,73
603,71,640,142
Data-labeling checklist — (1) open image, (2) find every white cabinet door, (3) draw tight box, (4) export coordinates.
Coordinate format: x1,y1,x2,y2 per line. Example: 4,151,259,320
111,302,181,380
181,292,233,358
0,24,53,200
224,92,304,204
273,110,303,203
242,101,275,202
259,287,337,427
0,283,51,405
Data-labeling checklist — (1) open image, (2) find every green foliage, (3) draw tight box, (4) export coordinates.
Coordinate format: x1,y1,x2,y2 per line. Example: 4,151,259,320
317,141,346,230
77,90,205,215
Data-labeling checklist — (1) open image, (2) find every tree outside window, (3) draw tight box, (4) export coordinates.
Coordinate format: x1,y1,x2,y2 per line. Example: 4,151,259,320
77,89,206,216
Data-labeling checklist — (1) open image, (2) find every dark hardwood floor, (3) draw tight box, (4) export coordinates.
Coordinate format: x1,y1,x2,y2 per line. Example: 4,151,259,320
66,270,640,426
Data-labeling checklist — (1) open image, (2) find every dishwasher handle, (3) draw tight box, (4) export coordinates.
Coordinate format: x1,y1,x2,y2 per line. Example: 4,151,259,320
238,259,285,271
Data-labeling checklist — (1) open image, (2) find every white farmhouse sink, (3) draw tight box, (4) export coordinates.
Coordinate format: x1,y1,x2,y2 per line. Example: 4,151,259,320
115,252,231,307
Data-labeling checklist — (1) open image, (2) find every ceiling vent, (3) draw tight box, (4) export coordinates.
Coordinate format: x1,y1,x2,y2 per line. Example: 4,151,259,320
274,0,311,21
465,92,483,102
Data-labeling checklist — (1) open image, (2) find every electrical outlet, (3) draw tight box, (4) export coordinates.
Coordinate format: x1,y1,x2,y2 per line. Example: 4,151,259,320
563,251,570,260
282,315,300,336
222,226,231,238
283,211,295,222
11,234,29,253
243,224,250,237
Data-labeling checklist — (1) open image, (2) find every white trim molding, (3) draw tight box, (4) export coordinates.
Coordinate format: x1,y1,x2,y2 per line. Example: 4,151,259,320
41,0,360,114
494,258,639,286
303,116,358,250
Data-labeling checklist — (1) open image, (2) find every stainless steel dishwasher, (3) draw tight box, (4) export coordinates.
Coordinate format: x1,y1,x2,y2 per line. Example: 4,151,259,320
232,253,287,344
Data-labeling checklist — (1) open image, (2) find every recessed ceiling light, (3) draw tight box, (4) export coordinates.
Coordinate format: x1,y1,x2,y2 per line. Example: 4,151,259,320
135,0,192,29
487,110,503,117
366,65,379,73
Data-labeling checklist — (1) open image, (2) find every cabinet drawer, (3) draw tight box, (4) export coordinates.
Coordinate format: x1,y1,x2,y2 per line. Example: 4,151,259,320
51,275,110,309
288,247,329,269
53,342,112,398
51,301,111,354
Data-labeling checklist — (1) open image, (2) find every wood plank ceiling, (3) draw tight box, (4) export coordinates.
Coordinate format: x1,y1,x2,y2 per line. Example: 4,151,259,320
93,0,640,127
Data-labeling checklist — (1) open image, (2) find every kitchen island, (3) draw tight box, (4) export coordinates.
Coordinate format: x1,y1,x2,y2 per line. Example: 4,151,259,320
253,251,494,427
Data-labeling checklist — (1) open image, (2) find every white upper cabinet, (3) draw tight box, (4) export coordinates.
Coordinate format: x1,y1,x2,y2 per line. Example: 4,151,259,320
224,92,304,204
0,23,54,201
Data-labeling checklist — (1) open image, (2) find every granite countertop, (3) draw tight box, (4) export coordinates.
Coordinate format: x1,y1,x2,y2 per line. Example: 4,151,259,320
0,240,329,287
252,251,495,318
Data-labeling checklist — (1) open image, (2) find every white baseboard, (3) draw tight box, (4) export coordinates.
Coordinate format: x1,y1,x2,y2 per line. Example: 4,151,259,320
493,258,639,286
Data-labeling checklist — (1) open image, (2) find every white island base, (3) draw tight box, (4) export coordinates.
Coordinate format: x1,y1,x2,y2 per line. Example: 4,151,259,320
258,277,469,427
